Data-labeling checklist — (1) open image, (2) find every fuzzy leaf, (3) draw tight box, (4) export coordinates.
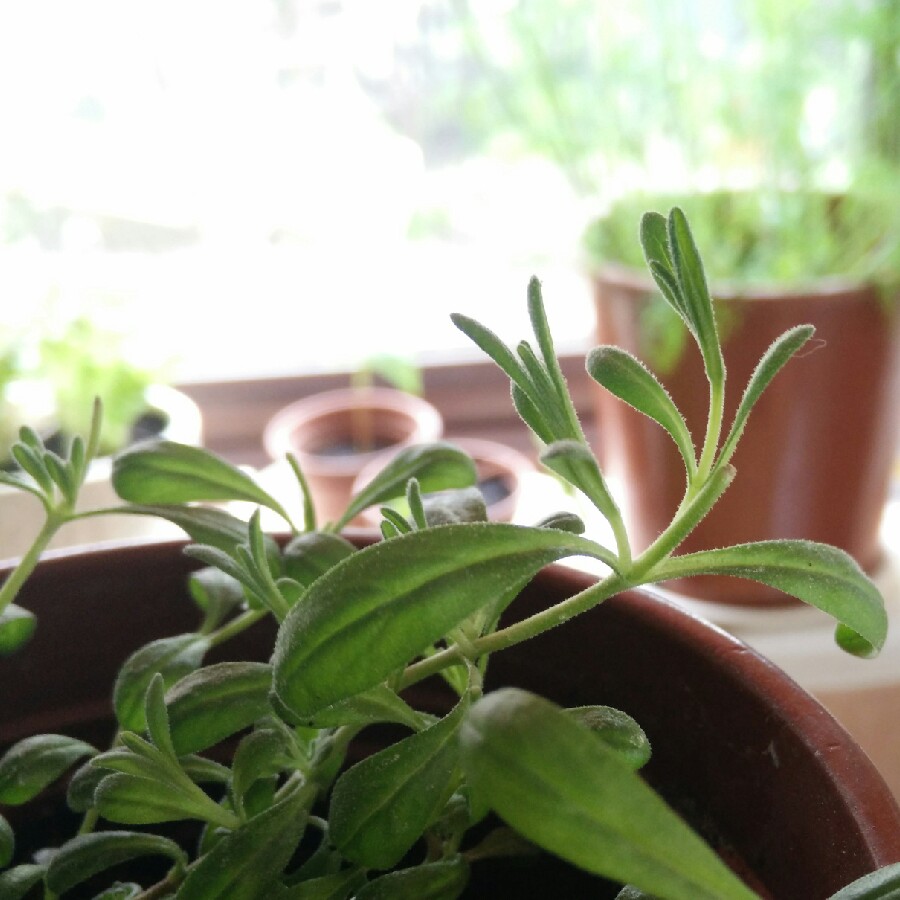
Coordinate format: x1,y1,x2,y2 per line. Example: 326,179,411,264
587,346,695,474
0,864,45,900
338,442,477,530
45,831,187,895
231,729,292,806
271,523,614,717
114,634,210,733
188,566,247,629
661,540,887,657
0,812,13,868
354,857,469,899
717,325,816,468
0,734,96,805
827,861,900,898
67,759,107,813
667,207,724,385
278,869,365,899
112,440,291,521
165,662,273,755
0,604,37,655
460,689,756,900
303,684,428,732
329,699,466,869
282,532,357,590
176,781,310,900
93,772,203,825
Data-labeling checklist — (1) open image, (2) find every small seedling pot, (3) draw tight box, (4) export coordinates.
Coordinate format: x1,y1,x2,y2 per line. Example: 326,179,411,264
262,387,444,525
2,539,900,897
590,265,900,606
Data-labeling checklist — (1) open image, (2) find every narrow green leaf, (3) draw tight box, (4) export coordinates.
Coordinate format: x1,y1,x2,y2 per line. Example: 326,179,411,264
668,207,724,385
827,861,900,898
278,868,365,899
641,211,689,322
354,857,469,900
282,532,357,590
42,451,77,504
0,864,45,900
231,729,293,807
660,540,887,657
271,523,614,717
112,440,292,523
511,383,555,444
0,604,37,655
119,504,255,554
188,567,246,630
145,673,176,758
15,426,44,453
337,442,477,530
539,440,624,541
45,831,187,895
179,755,232,785
165,662,274,755
93,772,210,826
303,684,428,732
0,812,13,868
0,734,96,805
586,346,696,475
450,313,528,390
460,689,756,900
10,443,53,496
176,781,311,900
0,469,46,501
717,325,815,468
68,434,86,485
113,634,210,733
330,699,466,869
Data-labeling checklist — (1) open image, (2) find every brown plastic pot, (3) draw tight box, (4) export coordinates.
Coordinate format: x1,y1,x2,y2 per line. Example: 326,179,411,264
352,436,535,525
2,540,900,897
262,387,443,525
591,265,900,605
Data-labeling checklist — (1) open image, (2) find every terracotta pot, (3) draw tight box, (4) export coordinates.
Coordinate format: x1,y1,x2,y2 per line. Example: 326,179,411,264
591,265,900,605
2,540,900,897
0,385,204,562
352,436,535,525
262,387,443,525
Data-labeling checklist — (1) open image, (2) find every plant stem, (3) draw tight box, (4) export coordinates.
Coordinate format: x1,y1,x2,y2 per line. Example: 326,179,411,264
0,511,67,616
399,572,627,689
206,608,267,648
693,377,725,491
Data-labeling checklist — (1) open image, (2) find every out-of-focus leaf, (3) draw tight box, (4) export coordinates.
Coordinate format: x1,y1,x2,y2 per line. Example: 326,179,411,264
0,734,96,805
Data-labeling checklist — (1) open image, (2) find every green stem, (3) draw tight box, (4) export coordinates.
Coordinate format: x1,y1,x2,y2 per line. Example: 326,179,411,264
206,608,267,647
692,378,725,492
0,511,67,616
399,572,627,689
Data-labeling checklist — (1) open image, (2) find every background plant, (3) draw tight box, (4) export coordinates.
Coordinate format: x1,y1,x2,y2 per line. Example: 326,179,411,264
0,209,889,899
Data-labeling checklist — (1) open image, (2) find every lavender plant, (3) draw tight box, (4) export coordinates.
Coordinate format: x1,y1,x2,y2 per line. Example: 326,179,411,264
0,209,889,899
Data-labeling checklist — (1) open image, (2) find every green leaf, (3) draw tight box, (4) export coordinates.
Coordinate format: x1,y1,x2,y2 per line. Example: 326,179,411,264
278,868,365,899
176,781,311,900
303,684,428,732
112,440,292,523
421,486,488,526
10,443,53,496
586,346,696,475
0,812,13,868
717,325,816,468
0,604,37,656
145,673,177,758
67,759,106,813
93,883,143,899
330,699,466,869
282,532,357,590
640,211,688,323
121,505,256,554
0,734,96,805
45,831,187,895
93,771,211,826
827,861,900,898
271,523,614,717
114,634,210,733
354,857,469,900
0,864,45,900
539,441,624,543
165,662,274,755
231,729,292,807
660,540,887,657
534,511,585,533
337,442,477,530
0,469,46,501
188,566,247,630
450,314,528,389
460,689,756,900
667,207,724,386
567,706,651,770
511,383,555,444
